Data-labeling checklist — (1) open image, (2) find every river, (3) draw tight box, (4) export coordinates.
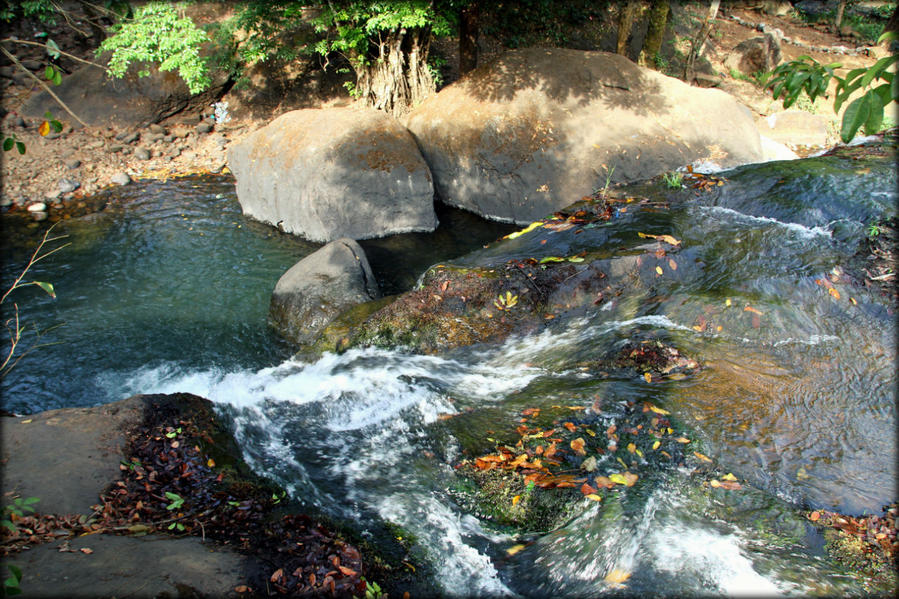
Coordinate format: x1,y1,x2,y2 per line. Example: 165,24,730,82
1,141,895,596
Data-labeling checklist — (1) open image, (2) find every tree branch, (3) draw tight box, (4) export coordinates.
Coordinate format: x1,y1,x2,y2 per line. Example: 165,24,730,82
0,38,108,70
0,46,89,127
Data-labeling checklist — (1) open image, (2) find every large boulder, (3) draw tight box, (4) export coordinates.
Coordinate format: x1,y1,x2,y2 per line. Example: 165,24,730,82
269,238,381,345
20,62,228,128
228,107,437,242
405,48,763,224
724,33,783,76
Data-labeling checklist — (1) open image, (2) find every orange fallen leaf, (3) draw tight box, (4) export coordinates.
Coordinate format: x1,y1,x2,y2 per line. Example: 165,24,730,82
581,482,598,495
809,511,821,522
80,547,93,554
828,287,841,300
743,306,764,316
563,422,577,432
605,568,632,585
675,437,690,443
693,451,712,462
570,437,586,455
270,568,284,583
38,120,50,136
512,495,521,506
338,565,357,577
643,372,652,383
235,585,251,593
207,458,215,468
668,258,677,271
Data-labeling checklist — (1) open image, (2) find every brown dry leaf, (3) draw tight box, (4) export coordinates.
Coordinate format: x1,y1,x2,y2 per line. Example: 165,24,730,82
622,472,638,487
270,568,284,583
570,438,586,455
581,483,598,496
234,585,251,593
595,475,614,489
80,547,93,554
693,452,713,463
440,280,449,292
668,258,678,271
743,306,764,316
675,437,691,443
338,565,357,577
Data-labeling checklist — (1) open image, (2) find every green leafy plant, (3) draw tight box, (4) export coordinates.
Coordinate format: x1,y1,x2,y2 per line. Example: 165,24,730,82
98,2,211,95
164,492,184,511
358,578,384,599
494,291,519,311
2,497,40,532
767,32,899,141
3,564,22,596
662,171,684,189
867,223,881,238
2,135,25,155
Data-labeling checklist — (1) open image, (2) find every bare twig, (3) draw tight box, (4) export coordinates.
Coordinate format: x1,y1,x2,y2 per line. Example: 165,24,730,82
0,38,108,70
0,45,89,127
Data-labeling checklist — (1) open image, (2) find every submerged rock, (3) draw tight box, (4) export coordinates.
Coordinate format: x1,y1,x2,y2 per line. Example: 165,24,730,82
270,238,381,345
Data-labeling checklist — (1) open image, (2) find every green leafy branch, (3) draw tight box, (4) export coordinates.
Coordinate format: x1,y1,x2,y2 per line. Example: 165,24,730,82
766,32,899,141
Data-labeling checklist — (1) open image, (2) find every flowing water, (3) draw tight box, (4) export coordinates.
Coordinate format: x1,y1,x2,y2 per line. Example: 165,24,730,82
1,145,895,596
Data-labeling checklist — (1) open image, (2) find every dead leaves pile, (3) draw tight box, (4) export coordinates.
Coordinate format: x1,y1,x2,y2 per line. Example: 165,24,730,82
808,502,898,567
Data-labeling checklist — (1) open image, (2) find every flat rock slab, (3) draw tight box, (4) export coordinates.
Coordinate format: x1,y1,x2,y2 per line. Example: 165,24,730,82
13,534,249,598
1,397,144,515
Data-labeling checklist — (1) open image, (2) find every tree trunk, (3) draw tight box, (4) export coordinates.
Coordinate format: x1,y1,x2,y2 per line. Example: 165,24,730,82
355,27,434,118
638,1,670,69
459,4,479,76
684,0,720,82
617,1,640,58
834,0,847,31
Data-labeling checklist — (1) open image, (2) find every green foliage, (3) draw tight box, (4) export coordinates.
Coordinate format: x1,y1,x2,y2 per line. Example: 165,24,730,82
164,491,185,510
0,0,56,23
767,35,899,142
2,135,26,155
310,1,454,68
867,223,881,238
359,578,384,599
1,497,40,532
662,171,684,190
3,564,23,596
98,2,211,95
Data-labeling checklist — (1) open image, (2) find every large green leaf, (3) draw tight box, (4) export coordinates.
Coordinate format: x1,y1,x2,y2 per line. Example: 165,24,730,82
860,56,897,89
863,90,884,135
841,93,871,142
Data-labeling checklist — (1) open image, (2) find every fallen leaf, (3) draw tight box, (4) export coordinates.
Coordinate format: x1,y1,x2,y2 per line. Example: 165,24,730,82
581,456,597,472
652,440,661,450
581,482,598,495
338,565,357,577
512,495,521,506
586,493,603,502
655,266,664,276
570,438,586,455
507,544,527,556
235,585,251,593
721,472,738,481
80,547,93,554
693,451,713,463
743,305,763,316
627,442,636,454
38,120,50,136
725,298,732,307
646,403,670,415
668,259,677,271
643,372,652,383
675,437,690,443
505,221,542,240
270,568,284,583
828,287,841,300
563,422,577,432
207,458,215,468
605,568,632,585
638,232,681,246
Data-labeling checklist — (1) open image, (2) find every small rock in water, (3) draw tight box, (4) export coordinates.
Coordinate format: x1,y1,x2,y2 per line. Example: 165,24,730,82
58,178,80,193
32,211,48,221
110,172,131,186
196,122,213,134
27,202,47,212
65,158,81,169
134,147,151,160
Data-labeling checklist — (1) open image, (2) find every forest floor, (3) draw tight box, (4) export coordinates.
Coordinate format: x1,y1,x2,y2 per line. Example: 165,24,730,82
0,3,889,220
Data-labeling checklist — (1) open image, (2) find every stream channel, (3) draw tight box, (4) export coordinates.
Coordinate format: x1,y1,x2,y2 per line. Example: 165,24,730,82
1,141,896,596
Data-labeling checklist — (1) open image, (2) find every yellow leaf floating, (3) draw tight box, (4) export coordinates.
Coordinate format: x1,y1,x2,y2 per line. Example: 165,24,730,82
638,232,681,246
725,298,732,307
655,266,664,276
504,221,543,240
643,372,652,383
721,472,738,481
38,120,50,136
585,494,602,502
605,568,632,585
506,544,527,556
652,440,661,450
675,436,690,443
828,287,841,300
647,404,670,415
627,442,636,454
693,451,713,463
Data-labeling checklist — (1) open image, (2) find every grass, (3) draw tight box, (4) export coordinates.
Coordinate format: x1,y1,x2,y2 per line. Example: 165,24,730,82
662,171,684,190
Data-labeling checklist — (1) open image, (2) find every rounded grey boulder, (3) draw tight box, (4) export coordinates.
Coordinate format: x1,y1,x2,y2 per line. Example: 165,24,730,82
405,48,764,225
228,107,437,242
269,238,380,345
